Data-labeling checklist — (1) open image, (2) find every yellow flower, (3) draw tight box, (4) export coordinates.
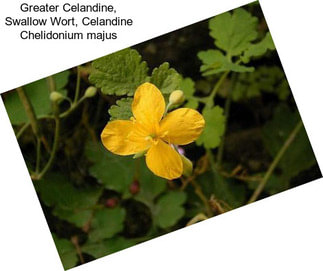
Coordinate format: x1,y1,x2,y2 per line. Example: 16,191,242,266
101,82,205,180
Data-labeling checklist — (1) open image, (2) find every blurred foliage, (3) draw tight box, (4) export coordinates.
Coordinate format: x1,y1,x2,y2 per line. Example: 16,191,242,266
2,3,320,270
53,234,78,270
85,141,135,196
35,173,102,228
231,66,290,101
4,71,69,124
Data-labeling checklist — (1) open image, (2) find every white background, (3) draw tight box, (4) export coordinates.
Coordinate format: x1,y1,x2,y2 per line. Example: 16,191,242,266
0,0,322,270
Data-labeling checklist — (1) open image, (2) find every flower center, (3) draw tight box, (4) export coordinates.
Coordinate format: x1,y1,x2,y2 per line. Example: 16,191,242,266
145,133,159,145
145,133,156,140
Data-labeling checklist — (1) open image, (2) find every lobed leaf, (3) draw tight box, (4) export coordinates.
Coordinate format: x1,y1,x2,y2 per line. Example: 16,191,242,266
198,49,254,76
241,32,275,63
196,106,226,149
134,160,167,208
35,173,102,228
149,62,182,94
88,208,126,242
108,97,133,120
154,191,187,229
89,48,149,96
179,77,199,109
85,141,135,195
209,8,258,56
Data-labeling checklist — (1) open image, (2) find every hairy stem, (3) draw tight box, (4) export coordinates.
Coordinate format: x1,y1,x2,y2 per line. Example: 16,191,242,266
248,120,303,203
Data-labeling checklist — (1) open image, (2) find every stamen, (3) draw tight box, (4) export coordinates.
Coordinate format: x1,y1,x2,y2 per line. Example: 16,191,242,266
145,134,159,145
161,131,169,137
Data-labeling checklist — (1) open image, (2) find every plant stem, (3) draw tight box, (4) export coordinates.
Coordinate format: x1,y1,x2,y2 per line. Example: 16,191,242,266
35,138,41,173
216,73,235,167
16,87,40,137
16,121,30,139
191,179,213,217
15,96,87,141
16,87,46,173
46,76,56,93
71,236,85,264
34,115,60,180
206,149,217,175
248,120,303,203
206,71,229,108
60,96,86,118
74,66,81,104
186,213,208,226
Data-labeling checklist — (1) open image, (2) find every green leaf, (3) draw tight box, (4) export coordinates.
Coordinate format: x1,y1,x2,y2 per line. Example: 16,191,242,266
179,78,199,109
88,208,126,242
4,71,69,125
52,234,78,270
262,105,317,181
154,191,187,229
108,98,133,120
248,174,289,195
85,141,135,195
134,160,167,208
209,8,258,56
232,66,290,101
89,48,149,96
82,237,137,259
35,173,102,228
149,62,181,94
197,171,247,208
241,32,275,63
196,106,225,149
198,50,254,76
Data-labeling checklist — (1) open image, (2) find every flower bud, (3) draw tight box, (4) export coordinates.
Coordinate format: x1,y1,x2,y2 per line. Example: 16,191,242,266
105,198,118,208
180,154,193,177
129,180,140,195
169,90,185,105
84,86,97,98
50,91,64,103
133,150,146,159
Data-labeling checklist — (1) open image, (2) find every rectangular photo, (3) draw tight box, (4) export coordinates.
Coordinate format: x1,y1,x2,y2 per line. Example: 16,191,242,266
1,2,321,269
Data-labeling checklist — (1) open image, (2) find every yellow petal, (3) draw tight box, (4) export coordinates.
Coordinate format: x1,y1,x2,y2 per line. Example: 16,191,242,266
132,83,165,132
101,120,150,156
159,108,205,145
145,139,183,180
